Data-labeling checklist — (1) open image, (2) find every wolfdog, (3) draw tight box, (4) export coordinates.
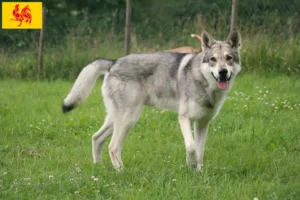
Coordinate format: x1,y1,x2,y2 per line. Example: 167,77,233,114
62,29,242,170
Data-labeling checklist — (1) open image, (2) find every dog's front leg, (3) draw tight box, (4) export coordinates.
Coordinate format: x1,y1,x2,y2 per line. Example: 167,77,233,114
178,115,197,167
194,120,210,171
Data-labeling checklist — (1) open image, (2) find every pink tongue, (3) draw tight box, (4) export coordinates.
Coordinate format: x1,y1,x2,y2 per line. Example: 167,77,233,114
218,81,229,90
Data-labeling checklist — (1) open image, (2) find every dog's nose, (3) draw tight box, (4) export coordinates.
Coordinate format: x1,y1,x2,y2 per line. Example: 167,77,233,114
218,68,228,76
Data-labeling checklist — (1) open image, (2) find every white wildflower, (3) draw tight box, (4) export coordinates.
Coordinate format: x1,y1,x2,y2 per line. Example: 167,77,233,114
94,178,99,182
23,178,31,182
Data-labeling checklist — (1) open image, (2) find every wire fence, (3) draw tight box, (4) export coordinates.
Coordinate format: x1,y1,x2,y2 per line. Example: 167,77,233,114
1,0,299,51
0,0,299,80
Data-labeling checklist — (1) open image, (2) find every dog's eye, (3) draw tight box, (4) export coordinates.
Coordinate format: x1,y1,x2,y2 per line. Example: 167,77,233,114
210,57,217,62
225,55,233,61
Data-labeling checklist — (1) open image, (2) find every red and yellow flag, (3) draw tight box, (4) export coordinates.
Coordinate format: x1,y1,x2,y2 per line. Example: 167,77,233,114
2,2,43,29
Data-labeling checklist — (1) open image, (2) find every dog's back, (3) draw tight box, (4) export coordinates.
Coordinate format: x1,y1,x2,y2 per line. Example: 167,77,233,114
103,52,197,111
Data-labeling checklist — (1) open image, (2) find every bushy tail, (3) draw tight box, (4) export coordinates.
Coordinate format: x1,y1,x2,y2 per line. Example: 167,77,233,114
62,59,114,113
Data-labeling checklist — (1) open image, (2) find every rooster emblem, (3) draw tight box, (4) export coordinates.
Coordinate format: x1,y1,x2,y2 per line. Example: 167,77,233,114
10,4,32,27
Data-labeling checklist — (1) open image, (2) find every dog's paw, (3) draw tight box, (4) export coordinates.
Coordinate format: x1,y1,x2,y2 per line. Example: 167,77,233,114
93,155,103,164
196,164,203,172
114,166,124,173
186,150,197,167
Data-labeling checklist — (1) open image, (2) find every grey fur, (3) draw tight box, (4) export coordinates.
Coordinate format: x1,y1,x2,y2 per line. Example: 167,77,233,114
63,30,242,170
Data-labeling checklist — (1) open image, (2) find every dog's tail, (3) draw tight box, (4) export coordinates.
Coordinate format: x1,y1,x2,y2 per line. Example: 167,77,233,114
62,58,114,113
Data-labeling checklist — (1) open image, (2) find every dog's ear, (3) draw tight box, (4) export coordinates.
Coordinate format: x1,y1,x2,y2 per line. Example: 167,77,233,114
227,29,242,50
200,31,215,51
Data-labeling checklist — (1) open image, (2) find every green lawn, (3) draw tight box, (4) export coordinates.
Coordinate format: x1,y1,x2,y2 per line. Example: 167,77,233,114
0,74,300,199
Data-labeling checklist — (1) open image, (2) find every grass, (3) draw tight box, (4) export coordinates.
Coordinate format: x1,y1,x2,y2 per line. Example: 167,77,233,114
1,73,300,199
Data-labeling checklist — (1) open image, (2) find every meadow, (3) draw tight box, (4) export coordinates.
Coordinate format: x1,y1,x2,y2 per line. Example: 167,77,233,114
1,73,300,199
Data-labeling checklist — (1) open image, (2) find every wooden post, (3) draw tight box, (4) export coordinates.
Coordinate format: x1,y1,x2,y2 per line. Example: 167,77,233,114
197,14,206,32
38,7,45,79
230,0,238,31
124,0,131,55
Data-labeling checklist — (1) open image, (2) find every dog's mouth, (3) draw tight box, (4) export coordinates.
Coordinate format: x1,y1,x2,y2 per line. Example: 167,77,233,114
211,72,232,90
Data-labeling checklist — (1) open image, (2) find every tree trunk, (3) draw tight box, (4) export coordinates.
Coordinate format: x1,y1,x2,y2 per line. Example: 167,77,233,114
230,0,238,31
38,7,45,79
124,0,131,55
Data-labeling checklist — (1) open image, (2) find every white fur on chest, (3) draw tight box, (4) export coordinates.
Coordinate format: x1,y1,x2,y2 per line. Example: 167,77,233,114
184,91,227,121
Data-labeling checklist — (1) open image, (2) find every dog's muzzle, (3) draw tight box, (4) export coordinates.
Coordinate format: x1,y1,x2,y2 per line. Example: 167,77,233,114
211,69,232,90
211,72,232,82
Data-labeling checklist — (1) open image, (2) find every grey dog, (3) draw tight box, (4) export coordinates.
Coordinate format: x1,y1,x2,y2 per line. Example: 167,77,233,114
63,29,242,170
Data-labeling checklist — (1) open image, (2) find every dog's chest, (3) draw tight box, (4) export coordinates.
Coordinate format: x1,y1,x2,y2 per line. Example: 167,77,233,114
186,91,227,120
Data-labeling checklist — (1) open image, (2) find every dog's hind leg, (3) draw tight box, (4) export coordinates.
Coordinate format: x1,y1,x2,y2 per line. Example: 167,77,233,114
92,115,114,163
194,120,210,171
108,106,142,170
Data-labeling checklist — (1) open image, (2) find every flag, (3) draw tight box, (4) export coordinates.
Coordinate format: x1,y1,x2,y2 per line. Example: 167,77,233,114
2,2,43,29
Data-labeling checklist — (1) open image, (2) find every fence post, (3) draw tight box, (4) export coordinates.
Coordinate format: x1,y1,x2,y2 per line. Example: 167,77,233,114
38,7,45,79
230,0,238,31
124,0,131,55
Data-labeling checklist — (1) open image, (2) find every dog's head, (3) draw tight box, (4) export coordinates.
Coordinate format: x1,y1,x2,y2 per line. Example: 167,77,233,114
200,29,242,90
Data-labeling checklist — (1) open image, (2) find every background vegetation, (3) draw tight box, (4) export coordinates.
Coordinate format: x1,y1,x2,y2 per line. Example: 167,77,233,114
0,0,300,80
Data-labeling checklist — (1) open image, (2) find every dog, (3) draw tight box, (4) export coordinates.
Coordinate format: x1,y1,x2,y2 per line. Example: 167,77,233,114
164,46,200,53
62,29,242,170
148,34,202,54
